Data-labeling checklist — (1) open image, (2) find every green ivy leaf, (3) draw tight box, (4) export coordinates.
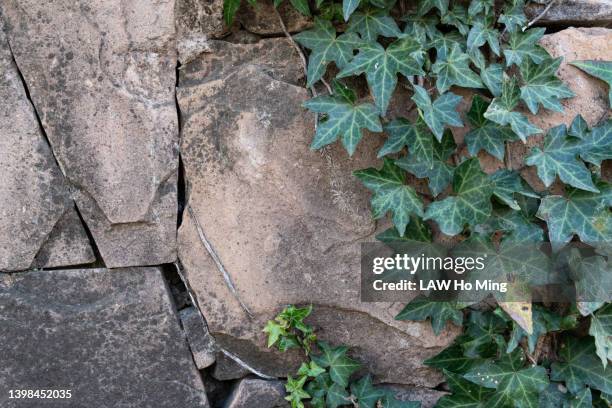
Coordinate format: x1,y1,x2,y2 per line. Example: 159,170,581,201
491,170,539,210
289,0,311,16
536,182,612,250
579,119,612,166
503,27,549,67
551,337,612,394
478,209,544,242
354,158,424,236
298,361,327,378
285,375,311,408
343,0,361,21
311,342,361,387
429,30,465,57
467,0,493,16
351,375,385,408
441,5,469,36
327,383,351,408
380,390,420,408
402,13,440,46
380,116,435,166
306,372,332,408
424,158,493,236
498,0,527,33
570,60,612,108
339,38,425,114
395,296,463,335
376,215,433,244
347,9,402,42
484,77,542,142
396,129,455,197
507,306,572,354
569,388,592,408
462,311,508,359
425,343,480,374
467,21,500,56
332,79,357,104
294,19,363,87
304,95,382,155
436,370,493,407
433,43,485,93
223,0,241,25
412,85,463,140
470,50,503,96
519,57,574,114
591,304,612,369
263,320,287,347
417,0,449,16
525,125,599,192
465,95,517,160
464,349,549,407
569,254,611,316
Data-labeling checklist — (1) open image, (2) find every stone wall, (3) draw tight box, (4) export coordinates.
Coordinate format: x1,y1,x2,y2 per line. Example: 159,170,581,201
0,0,611,407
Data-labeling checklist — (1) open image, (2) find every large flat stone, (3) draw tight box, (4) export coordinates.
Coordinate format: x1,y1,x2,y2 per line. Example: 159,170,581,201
525,0,612,26
0,0,179,268
177,39,458,386
0,267,209,407
0,30,94,272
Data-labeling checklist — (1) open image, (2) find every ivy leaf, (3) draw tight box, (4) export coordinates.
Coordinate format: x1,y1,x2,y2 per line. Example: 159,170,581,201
429,30,465,58
436,370,493,407
223,0,241,25
306,373,332,408
464,349,549,407
441,5,469,36
289,0,311,16
569,254,611,316
570,60,612,108
484,77,542,142
347,9,402,43
351,375,385,408
465,95,517,160
395,296,463,335
478,209,544,242
417,0,449,16
376,215,433,244
285,375,311,408
327,383,351,408
380,116,435,167
569,388,592,408
491,170,538,210
470,50,503,97
467,0,493,16
537,181,612,250
467,22,500,56
507,306,574,354
433,43,484,93
311,342,361,387
412,85,463,140
503,27,550,67
304,95,382,155
294,19,363,87
402,13,440,46
343,0,360,21
354,158,424,235
519,57,575,114
568,114,589,138
380,390,420,408
525,124,599,192
462,311,508,359
498,0,527,33
338,38,425,114
551,337,612,394
579,119,612,166
396,129,455,197
424,158,493,236
298,361,327,378
263,320,287,347
591,304,612,369
425,343,480,374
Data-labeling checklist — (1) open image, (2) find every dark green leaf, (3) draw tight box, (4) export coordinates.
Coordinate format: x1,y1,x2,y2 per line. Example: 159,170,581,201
425,343,480,374
347,9,402,42
467,22,500,56
436,370,493,407
519,57,574,114
433,44,484,93
491,170,538,210
332,79,357,104
402,13,440,46
465,95,517,160
412,85,463,140
395,296,463,335
290,0,311,16
579,119,612,166
304,95,382,155
503,28,549,67
311,342,361,387
417,0,449,16
351,375,385,408
285,375,311,408
569,254,611,316
343,0,361,21
568,388,592,408
327,383,351,408
223,0,241,25
380,116,435,166
498,0,527,33
376,215,433,244
590,304,612,368
354,158,424,236
570,60,612,108
468,0,493,16
441,5,469,36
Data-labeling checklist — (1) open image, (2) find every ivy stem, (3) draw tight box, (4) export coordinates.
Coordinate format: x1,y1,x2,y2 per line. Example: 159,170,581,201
524,0,557,29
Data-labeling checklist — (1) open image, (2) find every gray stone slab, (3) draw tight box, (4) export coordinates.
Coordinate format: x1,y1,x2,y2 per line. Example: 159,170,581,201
179,306,218,369
0,267,209,407
0,29,94,272
0,0,179,268
224,378,287,408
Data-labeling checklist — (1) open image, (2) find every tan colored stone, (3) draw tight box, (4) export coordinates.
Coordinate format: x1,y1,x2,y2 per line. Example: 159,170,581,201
237,0,312,35
177,39,458,386
1,0,179,268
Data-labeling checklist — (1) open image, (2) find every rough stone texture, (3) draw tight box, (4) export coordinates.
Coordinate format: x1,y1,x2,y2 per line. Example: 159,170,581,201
525,0,612,26
224,378,287,408
177,38,459,386
0,267,209,407
0,0,179,268
180,306,218,369
212,350,253,381
237,0,312,35
175,0,227,63
0,31,94,272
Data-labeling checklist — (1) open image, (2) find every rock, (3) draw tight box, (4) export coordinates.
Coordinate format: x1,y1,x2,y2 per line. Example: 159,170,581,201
180,306,218,369
384,385,448,408
177,38,459,386
525,0,612,26
0,267,209,407
224,378,287,408
0,30,94,272
0,0,179,268
212,351,252,381
175,0,228,63
237,0,312,35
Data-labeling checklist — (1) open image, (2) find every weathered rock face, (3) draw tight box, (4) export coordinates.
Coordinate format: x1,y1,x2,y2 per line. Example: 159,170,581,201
525,0,612,26
175,0,227,63
0,267,209,407
180,306,218,369
0,0,179,268
236,0,312,35
224,378,288,408
0,31,94,272
177,38,458,386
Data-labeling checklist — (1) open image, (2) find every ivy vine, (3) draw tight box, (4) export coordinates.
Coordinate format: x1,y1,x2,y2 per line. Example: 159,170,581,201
224,0,612,406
